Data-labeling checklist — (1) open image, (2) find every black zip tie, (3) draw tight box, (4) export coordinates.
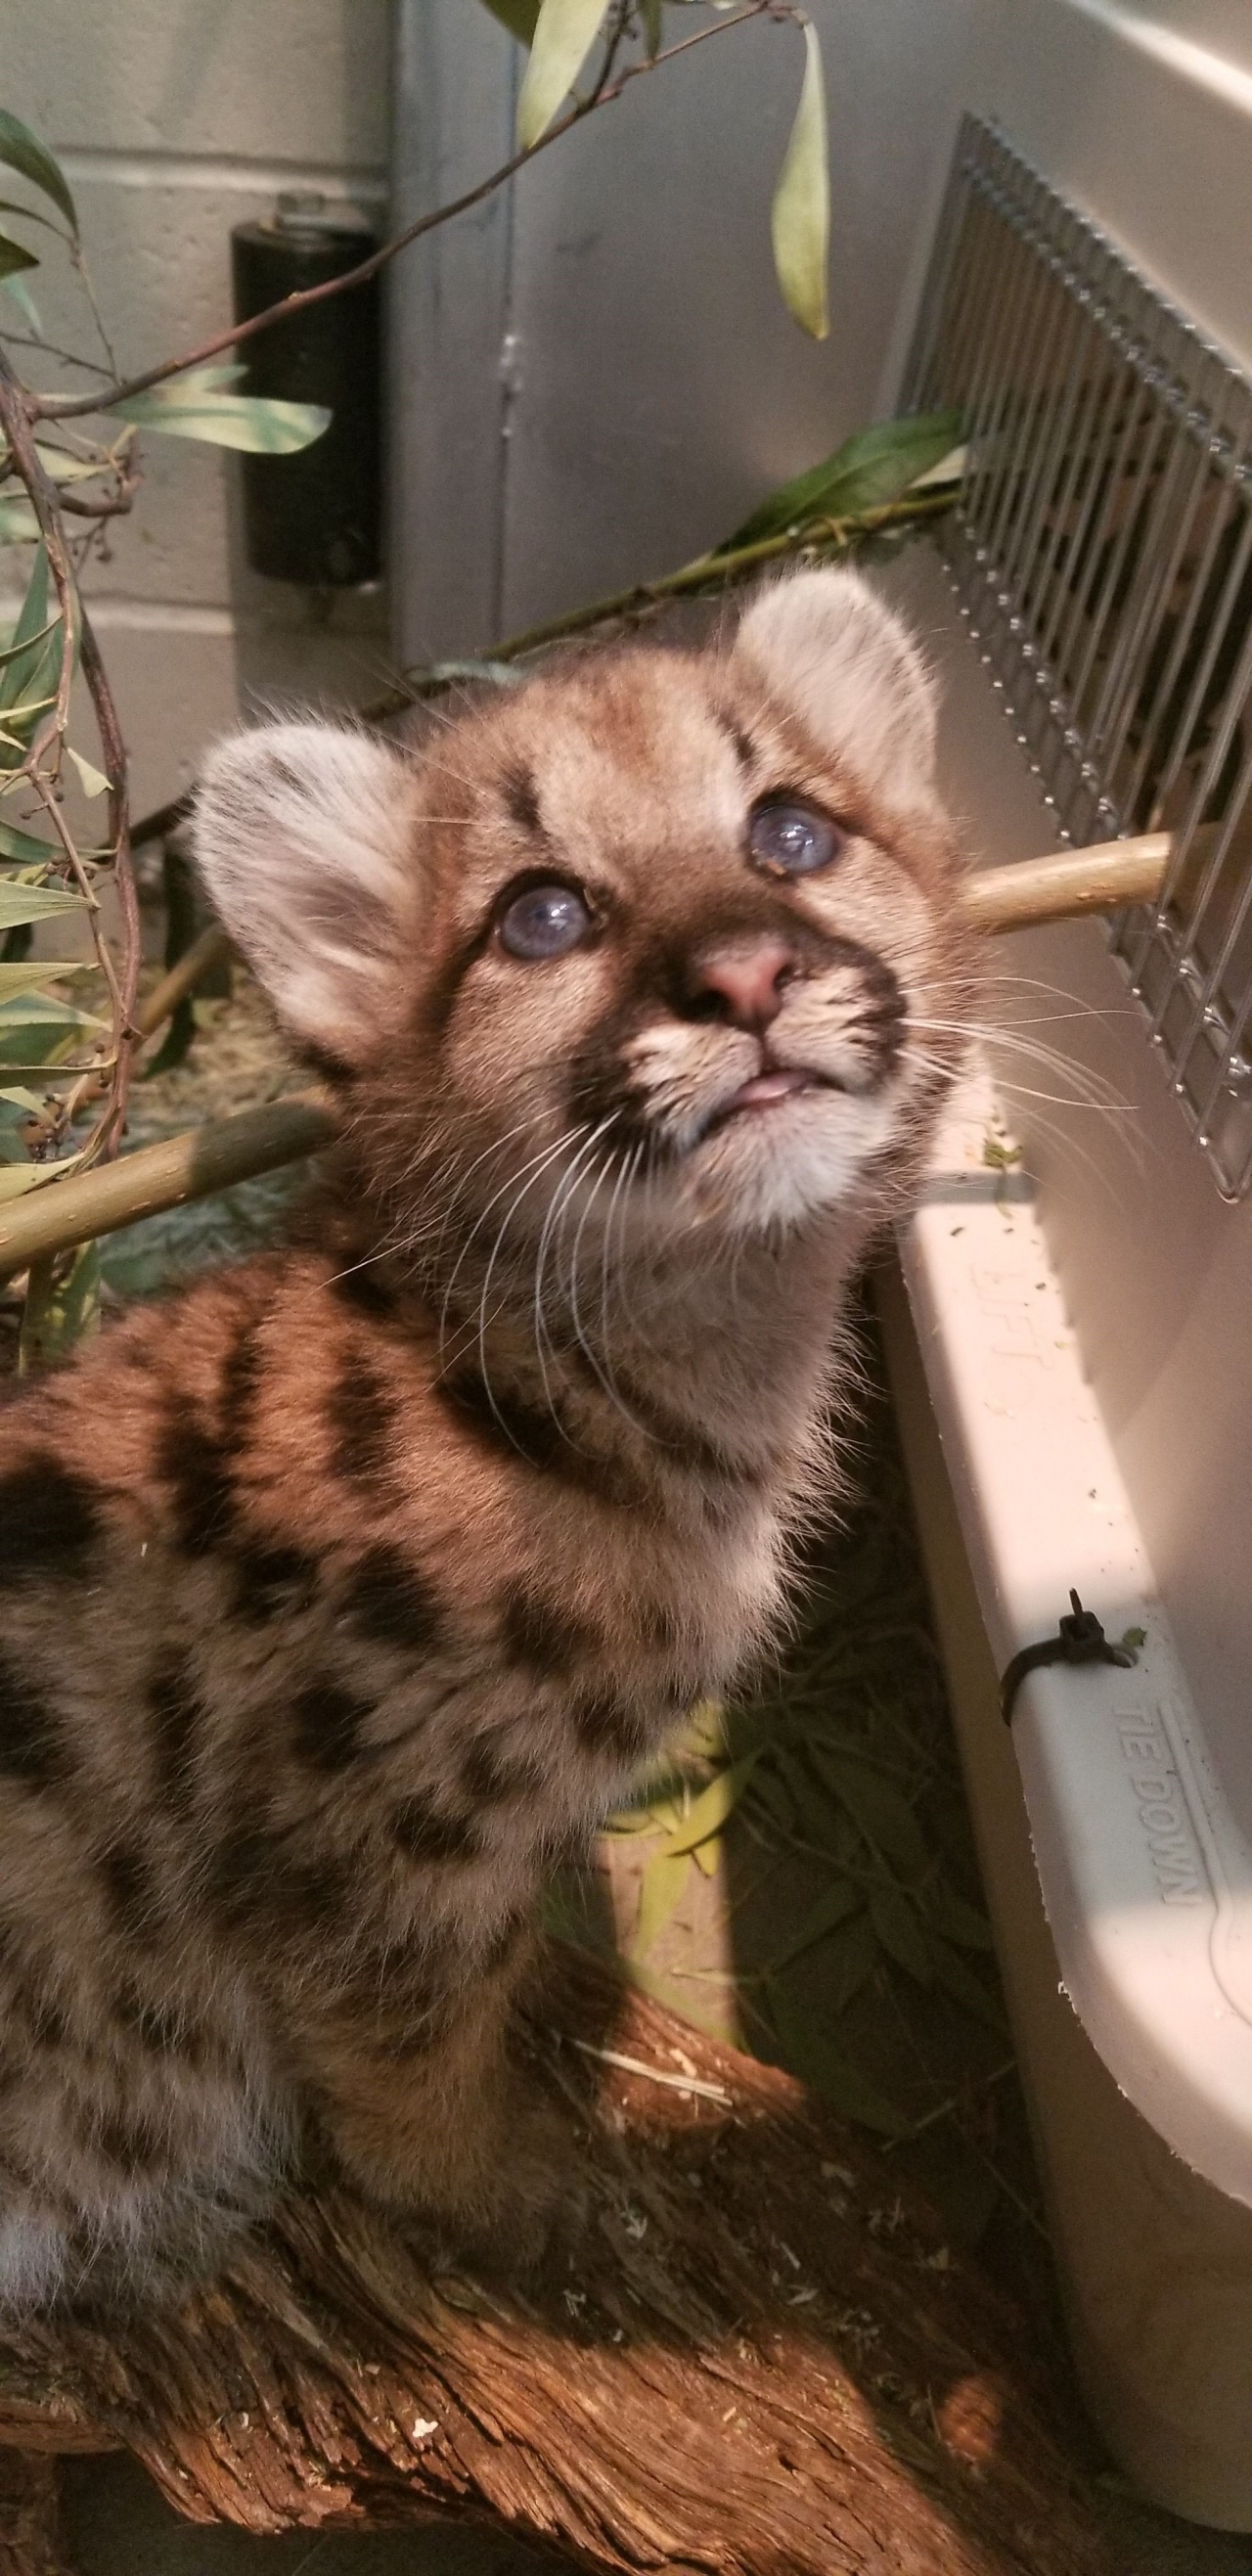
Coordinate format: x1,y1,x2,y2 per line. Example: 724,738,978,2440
1000,1589,1139,1724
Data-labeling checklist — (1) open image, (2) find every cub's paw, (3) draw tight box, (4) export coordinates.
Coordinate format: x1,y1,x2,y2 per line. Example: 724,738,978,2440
437,2098,589,2280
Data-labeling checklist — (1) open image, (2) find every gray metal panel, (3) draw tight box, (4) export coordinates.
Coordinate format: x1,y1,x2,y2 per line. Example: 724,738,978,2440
388,0,517,663
390,0,975,661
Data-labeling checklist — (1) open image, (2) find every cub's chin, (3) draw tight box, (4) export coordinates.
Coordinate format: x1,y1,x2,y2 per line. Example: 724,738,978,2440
676,1083,905,1235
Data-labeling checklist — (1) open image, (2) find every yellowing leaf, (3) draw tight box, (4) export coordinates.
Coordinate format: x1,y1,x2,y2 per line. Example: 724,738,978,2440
66,746,109,799
771,21,829,341
658,1754,758,1859
633,1848,691,1955
112,368,331,455
0,1146,83,1201
516,0,607,148
0,882,85,930
0,961,87,1003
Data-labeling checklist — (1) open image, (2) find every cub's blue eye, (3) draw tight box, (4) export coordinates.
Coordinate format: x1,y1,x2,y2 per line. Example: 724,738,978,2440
497,881,594,961
748,799,844,878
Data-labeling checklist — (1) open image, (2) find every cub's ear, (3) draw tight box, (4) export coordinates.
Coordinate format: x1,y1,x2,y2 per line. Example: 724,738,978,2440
733,567,938,800
192,721,415,1064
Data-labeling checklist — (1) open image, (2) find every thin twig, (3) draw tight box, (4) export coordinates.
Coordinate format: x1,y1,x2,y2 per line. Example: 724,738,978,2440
37,4,776,425
363,493,956,719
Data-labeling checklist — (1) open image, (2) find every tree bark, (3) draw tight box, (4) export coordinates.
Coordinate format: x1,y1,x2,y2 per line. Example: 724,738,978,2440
0,1944,1112,2575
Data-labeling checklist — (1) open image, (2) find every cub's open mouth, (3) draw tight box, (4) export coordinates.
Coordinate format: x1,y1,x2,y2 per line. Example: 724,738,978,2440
705,1065,833,1135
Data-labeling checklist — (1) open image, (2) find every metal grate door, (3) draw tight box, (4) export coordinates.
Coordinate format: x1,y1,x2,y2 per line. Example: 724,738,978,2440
905,116,1252,1200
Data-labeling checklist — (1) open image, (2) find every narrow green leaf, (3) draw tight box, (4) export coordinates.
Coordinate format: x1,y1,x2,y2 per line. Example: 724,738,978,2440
0,818,56,865
923,1884,995,1952
0,883,85,931
642,0,663,59
0,612,60,672
0,989,104,1073
771,22,829,341
744,1760,798,1837
0,545,71,777
0,960,86,1003
0,112,76,235
477,0,543,37
18,1239,99,1371
0,233,38,285
807,1746,930,1882
111,370,331,455
766,1877,860,1974
717,407,964,555
0,1085,43,1116
633,1848,691,1955
767,1981,906,2137
869,1885,933,1988
2,543,47,661
658,1754,758,1859
516,0,607,148
1,272,41,336
0,498,40,546
928,1937,1009,2035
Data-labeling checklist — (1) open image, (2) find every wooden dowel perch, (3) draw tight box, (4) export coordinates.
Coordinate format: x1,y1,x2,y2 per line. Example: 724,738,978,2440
0,1945,1116,2575
0,832,1172,1281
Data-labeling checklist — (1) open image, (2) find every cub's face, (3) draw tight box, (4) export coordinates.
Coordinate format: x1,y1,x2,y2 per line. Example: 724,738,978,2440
195,570,970,1253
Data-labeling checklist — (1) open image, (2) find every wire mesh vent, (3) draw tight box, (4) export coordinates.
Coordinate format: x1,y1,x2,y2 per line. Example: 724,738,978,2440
905,116,1252,1199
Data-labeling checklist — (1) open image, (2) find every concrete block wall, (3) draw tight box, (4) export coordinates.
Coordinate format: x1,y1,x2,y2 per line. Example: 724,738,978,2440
4,0,391,817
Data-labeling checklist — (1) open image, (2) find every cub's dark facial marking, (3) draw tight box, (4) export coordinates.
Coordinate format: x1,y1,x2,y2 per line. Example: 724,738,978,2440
501,764,544,838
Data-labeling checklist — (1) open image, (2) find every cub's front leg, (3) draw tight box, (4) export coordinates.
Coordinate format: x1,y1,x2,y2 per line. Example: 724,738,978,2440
288,1928,576,2270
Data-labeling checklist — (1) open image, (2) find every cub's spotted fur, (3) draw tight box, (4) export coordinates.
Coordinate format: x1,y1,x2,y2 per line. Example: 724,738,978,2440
0,571,969,2309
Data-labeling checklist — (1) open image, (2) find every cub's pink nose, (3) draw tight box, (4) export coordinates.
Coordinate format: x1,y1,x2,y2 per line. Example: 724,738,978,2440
688,938,796,1031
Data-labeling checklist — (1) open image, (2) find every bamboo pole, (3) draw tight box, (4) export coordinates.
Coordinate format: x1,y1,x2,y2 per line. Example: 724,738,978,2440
0,832,1173,1279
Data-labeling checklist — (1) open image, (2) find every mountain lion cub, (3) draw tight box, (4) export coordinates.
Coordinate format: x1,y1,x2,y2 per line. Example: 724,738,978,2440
0,569,968,2310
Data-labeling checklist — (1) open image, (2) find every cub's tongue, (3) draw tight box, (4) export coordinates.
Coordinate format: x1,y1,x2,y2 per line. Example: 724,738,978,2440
733,1067,813,1109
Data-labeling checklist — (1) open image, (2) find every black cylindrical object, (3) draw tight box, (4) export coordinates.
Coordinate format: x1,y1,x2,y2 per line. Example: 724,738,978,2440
231,197,381,587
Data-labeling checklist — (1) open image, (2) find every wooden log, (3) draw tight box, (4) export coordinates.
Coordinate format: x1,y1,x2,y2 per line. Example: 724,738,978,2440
0,1945,1113,2575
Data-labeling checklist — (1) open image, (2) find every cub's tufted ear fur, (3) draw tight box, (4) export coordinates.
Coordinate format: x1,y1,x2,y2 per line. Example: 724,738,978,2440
733,567,938,801
192,721,415,1063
